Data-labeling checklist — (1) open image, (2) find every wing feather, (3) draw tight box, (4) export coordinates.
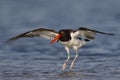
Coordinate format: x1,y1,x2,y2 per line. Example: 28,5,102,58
6,28,58,43
75,27,114,39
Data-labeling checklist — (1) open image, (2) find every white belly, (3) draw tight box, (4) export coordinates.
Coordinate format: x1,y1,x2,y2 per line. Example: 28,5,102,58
59,32,87,48
60,38,84,48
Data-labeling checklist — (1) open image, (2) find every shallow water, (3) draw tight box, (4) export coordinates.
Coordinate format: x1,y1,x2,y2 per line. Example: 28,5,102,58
1,0,120,80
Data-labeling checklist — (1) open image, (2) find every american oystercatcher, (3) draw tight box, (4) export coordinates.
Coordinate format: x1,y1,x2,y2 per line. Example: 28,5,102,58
6,27,114,70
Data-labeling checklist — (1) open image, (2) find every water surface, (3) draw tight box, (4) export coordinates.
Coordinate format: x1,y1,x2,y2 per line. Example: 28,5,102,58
0,0,120,80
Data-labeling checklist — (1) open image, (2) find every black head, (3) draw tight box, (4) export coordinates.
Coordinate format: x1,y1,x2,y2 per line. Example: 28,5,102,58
58,29,72,42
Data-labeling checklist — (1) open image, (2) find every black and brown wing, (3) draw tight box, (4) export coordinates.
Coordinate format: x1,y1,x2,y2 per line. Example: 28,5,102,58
75,27,114,39
6,28,58,43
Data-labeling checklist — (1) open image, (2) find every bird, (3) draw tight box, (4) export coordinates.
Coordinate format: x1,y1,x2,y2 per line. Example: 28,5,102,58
6,27,114,70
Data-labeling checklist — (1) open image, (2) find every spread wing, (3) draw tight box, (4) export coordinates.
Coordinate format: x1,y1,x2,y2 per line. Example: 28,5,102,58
6,28,58,43
74,27,114,39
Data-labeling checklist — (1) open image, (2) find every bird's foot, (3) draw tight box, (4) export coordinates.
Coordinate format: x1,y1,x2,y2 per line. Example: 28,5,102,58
70,54,78,70
70,61,74,70
62,63,67,70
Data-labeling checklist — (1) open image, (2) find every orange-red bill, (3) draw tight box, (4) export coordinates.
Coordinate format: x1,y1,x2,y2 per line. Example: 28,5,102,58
50,34,61,44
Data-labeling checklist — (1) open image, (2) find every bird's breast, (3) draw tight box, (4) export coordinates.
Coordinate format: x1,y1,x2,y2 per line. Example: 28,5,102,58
59,36,71,42
60,38,82,48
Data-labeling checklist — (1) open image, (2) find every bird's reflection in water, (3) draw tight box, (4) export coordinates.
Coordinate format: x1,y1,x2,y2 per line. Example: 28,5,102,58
58,70,98,78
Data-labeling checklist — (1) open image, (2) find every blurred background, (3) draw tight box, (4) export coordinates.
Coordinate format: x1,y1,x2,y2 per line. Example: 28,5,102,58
0,0,120,80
